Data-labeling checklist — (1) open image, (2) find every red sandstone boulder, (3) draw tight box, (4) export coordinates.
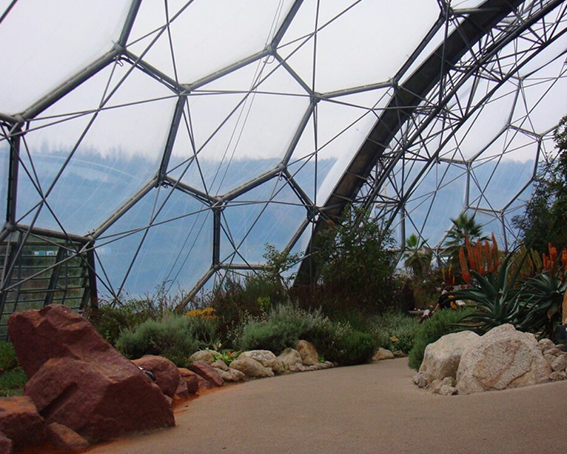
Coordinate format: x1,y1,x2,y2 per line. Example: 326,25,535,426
46,422,89,452
195,374,213,392
132,355,180,398
0,432,11,454
178,368,199,394
8,305,174,442
174,377,189,401
189,362,224,387
0,396,45,450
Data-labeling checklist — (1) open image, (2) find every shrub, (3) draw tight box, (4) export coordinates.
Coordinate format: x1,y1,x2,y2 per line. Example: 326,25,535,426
0,368,27,397
316,330,376,366
0,341,18,372
408,308,474,370
116,314,217,367
371,312,420,353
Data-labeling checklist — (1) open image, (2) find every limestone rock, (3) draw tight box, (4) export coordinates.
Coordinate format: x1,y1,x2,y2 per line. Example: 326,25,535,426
412,372,428,388
238,350,282,372
457,324,551,395
8,305,174,442
538,338,555,353
550,371,567,381
438,385,458,396
0,396,45,450
212,359,228,371
551,354,567,372
132,355,180,397
188,350,215,365
546,347,563,357
189,362,224,387
277,348,303,373
178,368,199,394
0,433,12,454
46,422,89,452
419,331,479,382
217,368,246,383
373,348,394,361
295,340,319,366
393,351,407,358
230,357,274,378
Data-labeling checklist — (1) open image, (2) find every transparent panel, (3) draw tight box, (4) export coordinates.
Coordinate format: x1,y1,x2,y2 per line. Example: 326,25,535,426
404,162,468,246
171,61,310,196
96,187,212,297
221,178,306,264
0,0,131,113
469,157,536,211
128,0,294,84
279,0,439,92
16,63,177,234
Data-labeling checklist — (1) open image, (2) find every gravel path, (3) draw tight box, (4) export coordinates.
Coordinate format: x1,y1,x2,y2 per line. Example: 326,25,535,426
90,358,567,454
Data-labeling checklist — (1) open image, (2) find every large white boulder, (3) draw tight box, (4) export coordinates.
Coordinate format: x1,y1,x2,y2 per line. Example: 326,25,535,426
457,324,551,395
419,331,480,382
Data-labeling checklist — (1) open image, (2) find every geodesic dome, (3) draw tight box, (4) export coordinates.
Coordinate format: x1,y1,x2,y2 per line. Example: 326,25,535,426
0,0,566,328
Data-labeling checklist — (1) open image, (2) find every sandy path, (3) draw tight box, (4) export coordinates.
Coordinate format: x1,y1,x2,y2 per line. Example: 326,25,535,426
89,359,567,454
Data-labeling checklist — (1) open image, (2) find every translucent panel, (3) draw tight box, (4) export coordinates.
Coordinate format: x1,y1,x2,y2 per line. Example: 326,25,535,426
438,79,517,161
313,89,393,204
96,188,212,297
0,139,7,220
171,62,310,195
0,0,130,113
16,64,177,234
279,0,439,92
469,158,535,211
128,0,294,84
512,60,567,134
404,163,468,245
474,129,537,163
221,179,306,264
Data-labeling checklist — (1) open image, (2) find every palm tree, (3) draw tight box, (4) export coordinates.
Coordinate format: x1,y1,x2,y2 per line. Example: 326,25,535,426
403,234,432,277
443,212,487,266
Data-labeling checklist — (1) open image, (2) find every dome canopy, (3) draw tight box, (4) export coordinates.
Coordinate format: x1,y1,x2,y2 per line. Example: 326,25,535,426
0,0,566,323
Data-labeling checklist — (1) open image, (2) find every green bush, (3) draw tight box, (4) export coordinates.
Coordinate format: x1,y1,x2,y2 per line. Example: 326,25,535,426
0,341,18,372
0,368,27,397
408,308,473,370
116,314,217,367
317,330,377,366
371,312,419,354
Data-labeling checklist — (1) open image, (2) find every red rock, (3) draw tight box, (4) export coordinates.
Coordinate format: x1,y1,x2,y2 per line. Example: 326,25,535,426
195,374,213,392
178,368,199,394
0,432,12,454
189,362,224,387
174,377,189,400
0,396,45,449
132,356,180,398
8,305,174,442
46,422,89,452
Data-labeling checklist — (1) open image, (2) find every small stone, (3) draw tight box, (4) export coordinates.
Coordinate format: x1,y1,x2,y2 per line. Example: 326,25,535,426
320,361,334,369
46,423,89,452
372,348,394,361
132,355,180,398
212,359,228,371
295,340,319,366
442,376,455,387
195,374,212,392
538,338,555,353
189,362,224,387
174,378,189,400
277,349,303,373
438,385,458,396
178,368,199,394
546,348,563,357
429,379,443,394
188,350,215,365
393,351,407,358
551,354,567,372
230,357,274,378
412,373,428,388
544,353,556,366
549,371,567,381
0,396,45,449
216,368,245,383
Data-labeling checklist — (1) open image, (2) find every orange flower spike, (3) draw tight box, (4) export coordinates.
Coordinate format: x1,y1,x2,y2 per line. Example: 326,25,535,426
476,242,484,275
484,241,492,273
465,236,475,269
491,233,499,271
460,247,472,284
